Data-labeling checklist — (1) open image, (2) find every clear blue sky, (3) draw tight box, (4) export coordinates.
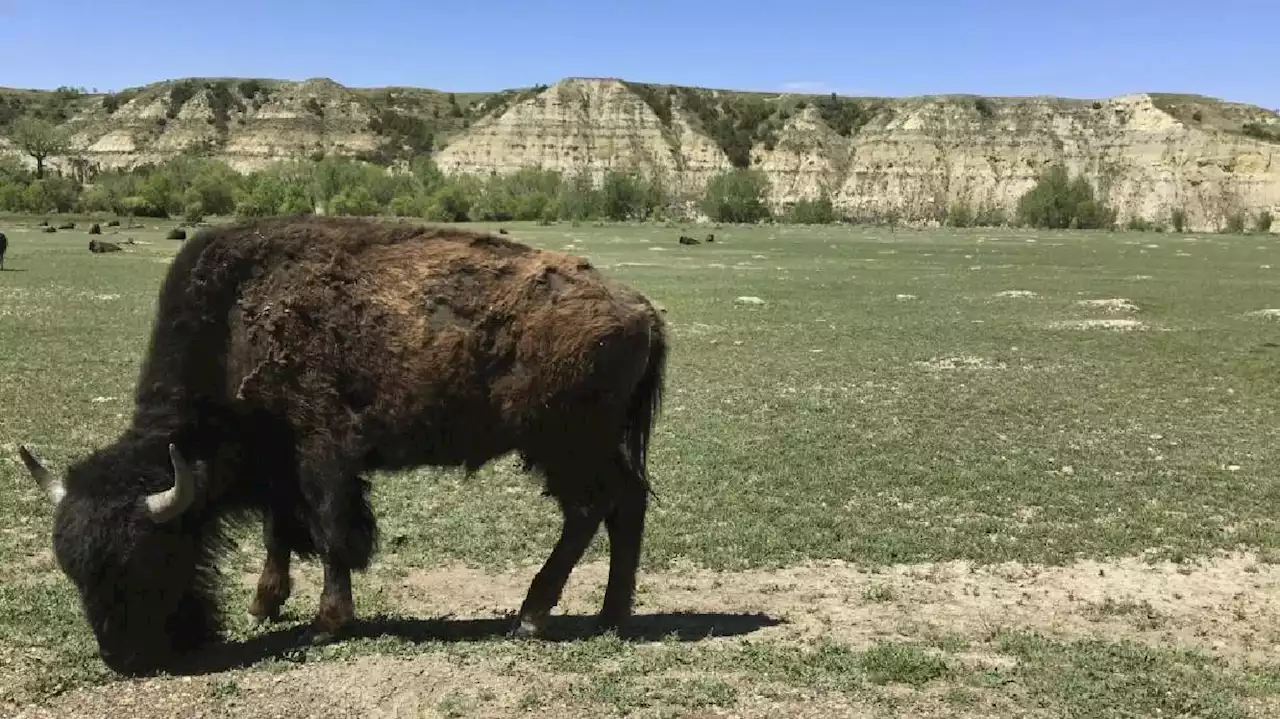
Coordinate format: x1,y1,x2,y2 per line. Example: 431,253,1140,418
1,0,1275,108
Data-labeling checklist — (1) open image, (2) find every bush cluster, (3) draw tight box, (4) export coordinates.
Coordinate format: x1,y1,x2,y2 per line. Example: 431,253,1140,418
1015,165,1115,229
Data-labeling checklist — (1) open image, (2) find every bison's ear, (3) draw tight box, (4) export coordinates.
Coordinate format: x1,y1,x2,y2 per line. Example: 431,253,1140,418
18,445,67,505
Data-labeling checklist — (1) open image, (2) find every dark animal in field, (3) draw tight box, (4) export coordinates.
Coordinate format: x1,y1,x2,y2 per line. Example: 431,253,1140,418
107,220,121,227
166,228,187,241
18,215,668,675
89,223,102,235
704,233,715,243
0,232,7,270
678,235,700,245
498,228,509,234
39,219,49,227
89,239,122,253
43,226,56,234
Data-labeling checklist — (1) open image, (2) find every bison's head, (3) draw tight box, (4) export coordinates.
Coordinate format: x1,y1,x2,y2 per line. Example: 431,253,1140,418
18,443,212,675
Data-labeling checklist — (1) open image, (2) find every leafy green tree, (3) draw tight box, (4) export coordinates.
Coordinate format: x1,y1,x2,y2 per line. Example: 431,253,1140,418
701,169,771,223
330,186,381,216
7,117,70,179
1016,165,1114,229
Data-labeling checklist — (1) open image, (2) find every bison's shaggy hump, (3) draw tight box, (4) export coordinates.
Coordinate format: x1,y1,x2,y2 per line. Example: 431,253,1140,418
147,216,661,460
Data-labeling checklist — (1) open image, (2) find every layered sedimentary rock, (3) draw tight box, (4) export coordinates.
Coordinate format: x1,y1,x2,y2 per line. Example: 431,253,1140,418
2,76,1277,230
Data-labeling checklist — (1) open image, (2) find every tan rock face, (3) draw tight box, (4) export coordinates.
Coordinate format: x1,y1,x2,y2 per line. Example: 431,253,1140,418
433,78,734,202
4,77,1277,231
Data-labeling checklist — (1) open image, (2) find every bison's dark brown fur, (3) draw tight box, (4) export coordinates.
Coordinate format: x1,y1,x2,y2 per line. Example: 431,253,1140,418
20,215,668,674
89,239,122,253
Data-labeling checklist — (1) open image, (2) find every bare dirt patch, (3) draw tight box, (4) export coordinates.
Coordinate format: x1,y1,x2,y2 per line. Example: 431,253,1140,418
1076,298,1139,313
1050,319,1145,331
15,552,1280,718
913,356,1007,371
1246,309,1280,319
993,290,1038,299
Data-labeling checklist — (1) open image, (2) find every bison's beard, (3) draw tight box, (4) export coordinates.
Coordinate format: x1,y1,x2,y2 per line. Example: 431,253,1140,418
166,582,223,656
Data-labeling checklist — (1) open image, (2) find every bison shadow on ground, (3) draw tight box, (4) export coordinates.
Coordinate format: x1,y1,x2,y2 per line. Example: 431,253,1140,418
167,610,784,676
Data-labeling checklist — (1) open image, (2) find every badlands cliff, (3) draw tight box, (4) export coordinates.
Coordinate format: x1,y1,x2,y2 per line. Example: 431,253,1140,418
1,76,1278,231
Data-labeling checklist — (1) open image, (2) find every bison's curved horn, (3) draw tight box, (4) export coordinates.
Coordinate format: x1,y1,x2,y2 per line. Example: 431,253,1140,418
18,445,66,505
142,444,196,523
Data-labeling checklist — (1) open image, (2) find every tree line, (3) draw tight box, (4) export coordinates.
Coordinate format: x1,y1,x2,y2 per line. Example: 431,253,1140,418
0,150,794,224
0,141,1269,232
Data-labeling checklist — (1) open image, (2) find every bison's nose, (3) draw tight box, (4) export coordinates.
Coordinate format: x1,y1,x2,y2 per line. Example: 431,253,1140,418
98,646,153,676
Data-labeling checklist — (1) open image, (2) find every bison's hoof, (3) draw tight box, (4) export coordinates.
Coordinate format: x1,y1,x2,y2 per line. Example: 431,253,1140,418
247,605,283,626
510,610,549,639
302,626,341,646
595,609,631,637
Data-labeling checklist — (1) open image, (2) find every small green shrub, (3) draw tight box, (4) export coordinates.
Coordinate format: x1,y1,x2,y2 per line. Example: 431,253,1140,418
1223,212,1246,234
1170,208,1187,233
1242,122,1280,142
167,80,197,119
1127,216,1160,232
974,204,1007,227
1016,165,1115,229
785,195,837,224
1255,210,1273,233
946,201,974,228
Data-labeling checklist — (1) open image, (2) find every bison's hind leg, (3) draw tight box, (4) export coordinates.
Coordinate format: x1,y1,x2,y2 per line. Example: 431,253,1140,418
513,448,649,638
294,437,380,643
598,452,649,633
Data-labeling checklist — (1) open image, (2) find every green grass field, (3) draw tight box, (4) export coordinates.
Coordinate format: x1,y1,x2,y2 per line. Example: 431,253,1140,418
3,217,1280,717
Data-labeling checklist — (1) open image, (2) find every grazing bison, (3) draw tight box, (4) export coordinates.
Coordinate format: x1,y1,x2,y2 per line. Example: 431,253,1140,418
704,233,715,243
19,215,668,675
89,239,122,253
89,223,102,235
0,232,7,270
678,235,700,245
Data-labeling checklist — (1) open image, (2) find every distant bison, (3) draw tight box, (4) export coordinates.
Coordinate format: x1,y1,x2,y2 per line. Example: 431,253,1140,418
704,233,716,243
498,228,509,235
0,232,7,270
166,228,187,241
19,216,668,675
43,226,56,234
89,239,122,253
107,220,121,227
678,235,700,245
89,223,102,235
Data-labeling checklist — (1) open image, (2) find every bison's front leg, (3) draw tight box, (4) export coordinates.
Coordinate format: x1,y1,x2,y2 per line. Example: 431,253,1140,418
248,511,293,624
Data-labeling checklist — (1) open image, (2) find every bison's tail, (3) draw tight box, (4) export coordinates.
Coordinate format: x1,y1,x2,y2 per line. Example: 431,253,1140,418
622,315,668,494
